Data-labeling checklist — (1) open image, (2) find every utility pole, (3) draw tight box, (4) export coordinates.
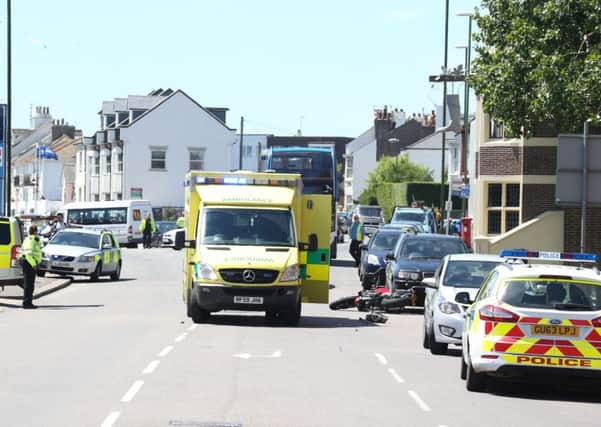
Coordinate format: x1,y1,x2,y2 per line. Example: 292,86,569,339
238,116,244,170
5,0,12,216
580,120,589,253
439,0,450,233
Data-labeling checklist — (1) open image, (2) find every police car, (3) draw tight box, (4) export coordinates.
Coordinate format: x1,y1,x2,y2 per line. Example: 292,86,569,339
461,249,601,392
39,228,122,281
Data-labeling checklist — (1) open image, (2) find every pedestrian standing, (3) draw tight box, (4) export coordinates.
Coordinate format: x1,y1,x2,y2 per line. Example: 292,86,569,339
139,213,156,248
51,213,67,237
20,225,42,309
349,214,365,267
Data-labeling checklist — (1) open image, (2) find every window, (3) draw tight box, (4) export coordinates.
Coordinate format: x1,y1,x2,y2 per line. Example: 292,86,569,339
151,148,167,170
244,146,253,158
94,157,100,176
103,193,110,201
486,183,520,235
93,194,100,201
189,149,205,170
105,154,111,174
345,157,353,178
67,207,127,225
117,152,123,172
116,192,122,200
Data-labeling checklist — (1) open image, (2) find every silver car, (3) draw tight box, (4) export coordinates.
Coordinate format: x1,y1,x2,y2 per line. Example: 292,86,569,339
39,228,122,281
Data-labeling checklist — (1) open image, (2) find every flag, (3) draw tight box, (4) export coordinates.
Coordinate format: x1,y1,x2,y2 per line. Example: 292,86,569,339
36,145,58,160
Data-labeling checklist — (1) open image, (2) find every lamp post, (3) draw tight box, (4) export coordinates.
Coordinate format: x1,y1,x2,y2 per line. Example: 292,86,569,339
456,11,474,217
439,0,450,233
5,0,12,216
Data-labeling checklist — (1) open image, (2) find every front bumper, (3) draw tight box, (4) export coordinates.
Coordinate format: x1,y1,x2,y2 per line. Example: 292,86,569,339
39,258,97,276
192,283,301,312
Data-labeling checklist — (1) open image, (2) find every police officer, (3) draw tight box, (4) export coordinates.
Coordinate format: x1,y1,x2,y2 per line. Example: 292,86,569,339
21,225,42,309
176,216,185,229
349,214,365,267
139,213,157,248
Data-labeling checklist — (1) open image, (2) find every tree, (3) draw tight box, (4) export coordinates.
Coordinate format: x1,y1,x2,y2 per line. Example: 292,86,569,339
359,155,434,204
470,0,601,135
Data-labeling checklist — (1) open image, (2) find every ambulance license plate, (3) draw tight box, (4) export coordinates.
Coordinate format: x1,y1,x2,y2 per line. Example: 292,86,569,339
531,325,578,337
234,296,263,304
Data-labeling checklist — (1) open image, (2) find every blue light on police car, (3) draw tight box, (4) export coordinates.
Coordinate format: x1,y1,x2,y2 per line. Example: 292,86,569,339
500,249,598,262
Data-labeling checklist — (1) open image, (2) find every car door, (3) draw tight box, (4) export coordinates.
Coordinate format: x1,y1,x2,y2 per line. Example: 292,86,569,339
425,262,443,328
101,233,115,272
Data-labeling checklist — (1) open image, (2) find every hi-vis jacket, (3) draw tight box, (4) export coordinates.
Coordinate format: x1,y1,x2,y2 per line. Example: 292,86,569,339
22,235,42,268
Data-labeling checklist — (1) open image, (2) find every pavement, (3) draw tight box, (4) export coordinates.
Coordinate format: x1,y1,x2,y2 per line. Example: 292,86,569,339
1,245,601,427
0,275,71,307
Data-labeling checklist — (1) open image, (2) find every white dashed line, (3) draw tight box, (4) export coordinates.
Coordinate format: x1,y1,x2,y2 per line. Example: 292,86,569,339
121,380,144,403
175,333,187,343
142,360,160,375
100,411,120,427
387,368,405,383
374,353,388,365
408,390,431,412
158,345,173,357
188,324,197,331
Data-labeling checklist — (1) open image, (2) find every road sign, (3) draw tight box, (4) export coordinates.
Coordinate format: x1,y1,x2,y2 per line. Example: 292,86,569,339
460,186,470,199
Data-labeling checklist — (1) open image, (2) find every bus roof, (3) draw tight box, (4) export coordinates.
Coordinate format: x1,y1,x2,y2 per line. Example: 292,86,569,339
60,200,151,210
271,146,333,154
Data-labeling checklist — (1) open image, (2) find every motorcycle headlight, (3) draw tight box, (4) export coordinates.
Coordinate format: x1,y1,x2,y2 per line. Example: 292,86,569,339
397,270,421,280
367,254,380,265
438,299,461,314
77,254,96,262
280,264,299,282
195,263,218,280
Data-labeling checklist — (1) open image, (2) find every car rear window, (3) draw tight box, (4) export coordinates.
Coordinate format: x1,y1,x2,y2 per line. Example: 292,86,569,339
369,232,402,251
0,222,10,245
400,238,466,259
499,279,601,310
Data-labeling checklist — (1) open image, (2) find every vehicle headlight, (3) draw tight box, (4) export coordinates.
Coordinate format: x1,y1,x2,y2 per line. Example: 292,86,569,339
397,270,421,280
195,263,217,280
438,299,461,314
77,255,96,262
367,254,380,265
280,264,299,282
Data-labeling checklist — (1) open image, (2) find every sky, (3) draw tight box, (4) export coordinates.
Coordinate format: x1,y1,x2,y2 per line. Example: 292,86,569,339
0,0,480,139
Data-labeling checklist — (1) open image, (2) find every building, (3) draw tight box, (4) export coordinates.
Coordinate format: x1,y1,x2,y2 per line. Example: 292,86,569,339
75,89,236,217
11,106,80,215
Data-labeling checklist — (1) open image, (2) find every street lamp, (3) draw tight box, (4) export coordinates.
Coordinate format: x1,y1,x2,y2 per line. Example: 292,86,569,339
456,11,474,217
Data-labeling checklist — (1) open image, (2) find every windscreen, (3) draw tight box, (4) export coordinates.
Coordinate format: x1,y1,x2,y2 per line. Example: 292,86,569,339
499,279,601,310
359,207,382,217
400,238,466,259
443,260,501,288
270,151,333,195
369,232,402,251
50,232,100,249
392,211,426,224
67,207,127,225
201,208,295,247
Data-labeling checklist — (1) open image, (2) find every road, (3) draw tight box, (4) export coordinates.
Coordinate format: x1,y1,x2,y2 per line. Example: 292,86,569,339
1,243,600,427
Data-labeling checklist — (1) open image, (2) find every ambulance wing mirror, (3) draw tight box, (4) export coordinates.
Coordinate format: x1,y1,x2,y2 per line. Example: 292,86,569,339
174,229,195,250
455,291,473,305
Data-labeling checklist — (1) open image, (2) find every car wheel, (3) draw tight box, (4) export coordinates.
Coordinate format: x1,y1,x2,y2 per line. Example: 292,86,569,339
423,321,430,349
110,261,121,281
330,241,337,260
429,325,448,355
466,356,487,392
90,262,102,282
460,355,468,380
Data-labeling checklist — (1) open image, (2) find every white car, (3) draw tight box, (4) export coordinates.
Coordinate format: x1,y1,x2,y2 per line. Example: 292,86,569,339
161,227,183,249
423,254,504,354
461,249,601,392
39,228,122,281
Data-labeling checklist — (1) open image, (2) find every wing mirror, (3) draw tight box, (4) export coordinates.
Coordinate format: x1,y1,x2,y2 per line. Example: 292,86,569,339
422,277,437,289
385,252,395,261
174,229,195,250
455,291,473,305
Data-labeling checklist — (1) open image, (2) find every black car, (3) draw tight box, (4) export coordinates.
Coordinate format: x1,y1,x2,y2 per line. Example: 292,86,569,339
358,228,404,289
385,234,468,306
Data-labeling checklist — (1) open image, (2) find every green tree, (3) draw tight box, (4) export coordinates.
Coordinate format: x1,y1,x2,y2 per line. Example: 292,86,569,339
359,155,434,204
470,0,601,135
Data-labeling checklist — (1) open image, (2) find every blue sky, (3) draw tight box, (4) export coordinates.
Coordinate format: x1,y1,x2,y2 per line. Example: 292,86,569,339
0,0,479,138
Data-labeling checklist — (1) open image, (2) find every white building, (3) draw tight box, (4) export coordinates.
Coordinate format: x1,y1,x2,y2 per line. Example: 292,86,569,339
343,127,375,210
230,134,269,171
75,89,236,216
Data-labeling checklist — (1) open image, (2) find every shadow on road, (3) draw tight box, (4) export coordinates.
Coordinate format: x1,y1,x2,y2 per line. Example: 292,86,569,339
330,259,356,268
69,277,136,284
201,313,379,328
488,379,601,403
36,304,105,310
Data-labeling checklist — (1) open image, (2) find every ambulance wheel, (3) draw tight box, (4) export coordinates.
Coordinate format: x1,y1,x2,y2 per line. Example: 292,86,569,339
90,262,102,282
422,322,430,349
284,298,301,326
110,261,122,281
188,290,210,323
265,311,278,325
330,242,337,260
460,356,468,380
429,326,448,355
466,358,487,392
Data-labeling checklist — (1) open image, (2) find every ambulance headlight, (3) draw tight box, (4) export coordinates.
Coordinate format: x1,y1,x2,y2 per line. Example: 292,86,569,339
196,263,218,280
280,264,299,282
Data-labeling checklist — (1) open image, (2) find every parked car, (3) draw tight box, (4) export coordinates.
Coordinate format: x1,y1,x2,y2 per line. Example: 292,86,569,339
0,216,24,288
384,233,469,306
422,254,504,354
155,220,177,248
358,227,405,289
162,222,184,249
390,207,437,233
38,228,122,281
351,205,384,236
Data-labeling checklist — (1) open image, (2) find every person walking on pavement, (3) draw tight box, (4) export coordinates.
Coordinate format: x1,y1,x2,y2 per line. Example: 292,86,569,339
20,225,42,309
349,214,365,267
139,213,156,248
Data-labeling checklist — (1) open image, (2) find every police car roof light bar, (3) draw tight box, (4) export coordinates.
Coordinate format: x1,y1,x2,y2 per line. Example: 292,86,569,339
500,249,598,264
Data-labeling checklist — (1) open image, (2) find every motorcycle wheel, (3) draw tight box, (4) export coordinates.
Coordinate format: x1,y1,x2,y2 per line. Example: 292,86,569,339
329,296,357,310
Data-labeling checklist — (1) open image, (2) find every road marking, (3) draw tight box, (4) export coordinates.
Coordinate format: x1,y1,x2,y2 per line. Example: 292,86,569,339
121,380,144,403
233,350,282,359
188,324,197,331
408,390,431,412
175,333,187,342
142,360,160,374
100,411,120,427
374,353,388,365
387,368,405,383
158,345,173,357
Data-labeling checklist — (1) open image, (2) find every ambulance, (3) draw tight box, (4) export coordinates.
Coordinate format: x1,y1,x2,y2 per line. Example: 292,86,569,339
462,249,601,391
175,171,331,325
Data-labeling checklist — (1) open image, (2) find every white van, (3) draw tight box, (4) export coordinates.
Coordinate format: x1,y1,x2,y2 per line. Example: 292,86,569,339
58,200,153,248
